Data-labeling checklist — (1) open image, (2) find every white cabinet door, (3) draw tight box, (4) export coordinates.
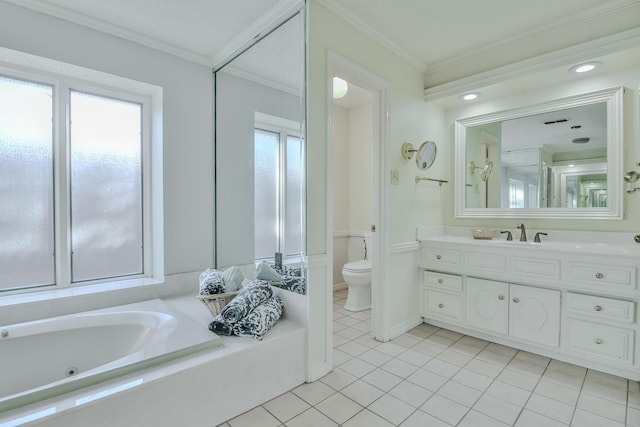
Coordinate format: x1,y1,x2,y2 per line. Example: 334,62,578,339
466,277,509,334
509,284,560,347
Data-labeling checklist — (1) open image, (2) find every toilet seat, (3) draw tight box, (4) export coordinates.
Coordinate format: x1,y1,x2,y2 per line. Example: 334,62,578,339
342,259,371,273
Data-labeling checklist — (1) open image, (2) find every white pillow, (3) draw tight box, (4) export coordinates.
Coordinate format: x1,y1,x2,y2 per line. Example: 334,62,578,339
255,261,283,282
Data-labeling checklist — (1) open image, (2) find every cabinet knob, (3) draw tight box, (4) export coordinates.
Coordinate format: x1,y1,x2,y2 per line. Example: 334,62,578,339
498,295,505,300
512,297,520,303
436,255,442,260
594,338,603,345
594,305,603,312
438,303,444,309
438,279,444,284
595,272,604,279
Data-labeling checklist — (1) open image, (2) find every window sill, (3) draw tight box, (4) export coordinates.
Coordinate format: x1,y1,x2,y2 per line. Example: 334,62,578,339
0,272,204,326
0,277,164,308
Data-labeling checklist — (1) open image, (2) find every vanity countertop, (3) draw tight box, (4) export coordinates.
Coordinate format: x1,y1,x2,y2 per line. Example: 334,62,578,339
417,226,640,257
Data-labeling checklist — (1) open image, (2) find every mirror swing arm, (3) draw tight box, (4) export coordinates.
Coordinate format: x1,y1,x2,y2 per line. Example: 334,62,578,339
454,86,624,219
403,140,448,185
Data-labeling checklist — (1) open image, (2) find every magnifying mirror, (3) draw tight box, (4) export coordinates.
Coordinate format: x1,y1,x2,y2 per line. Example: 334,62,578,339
416,141,437,170
481,161,493,182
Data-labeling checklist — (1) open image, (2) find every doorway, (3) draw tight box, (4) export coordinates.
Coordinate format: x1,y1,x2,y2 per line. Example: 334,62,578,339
328,52,388,345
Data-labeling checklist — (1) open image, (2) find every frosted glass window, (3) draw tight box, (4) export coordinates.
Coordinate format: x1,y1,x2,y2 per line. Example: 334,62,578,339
254,129,278,259
70,91,143,282
0,76,54,290
285,136,303,256
509,178,525,208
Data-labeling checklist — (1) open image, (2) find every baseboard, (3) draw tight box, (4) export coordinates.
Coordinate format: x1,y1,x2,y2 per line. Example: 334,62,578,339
333,282,347,291
389,316,423,340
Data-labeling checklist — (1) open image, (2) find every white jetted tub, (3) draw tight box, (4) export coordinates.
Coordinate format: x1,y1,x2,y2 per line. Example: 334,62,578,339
0,299,220,413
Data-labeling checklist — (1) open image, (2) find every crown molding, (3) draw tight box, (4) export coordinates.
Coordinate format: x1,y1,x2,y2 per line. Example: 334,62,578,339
424,27,640,101
6,0,304,69
210,0,304,69
4,0,212,66
221,65,301,97
425,0,640,79
315,0,427,73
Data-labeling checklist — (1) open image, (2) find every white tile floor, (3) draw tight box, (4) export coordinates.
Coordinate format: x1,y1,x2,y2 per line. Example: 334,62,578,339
219,289,640,426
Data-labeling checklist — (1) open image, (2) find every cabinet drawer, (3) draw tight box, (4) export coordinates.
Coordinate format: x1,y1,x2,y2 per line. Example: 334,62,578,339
566,262,636,290
465,251,507,273
564,318,634,364
511,256,560,281
566,293,635,323
424,271,462,291
424,290,463,321
422,247,460,268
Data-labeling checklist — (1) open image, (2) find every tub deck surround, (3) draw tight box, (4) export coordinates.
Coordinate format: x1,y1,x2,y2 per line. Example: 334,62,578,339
417,227,640,380
0,291,307,427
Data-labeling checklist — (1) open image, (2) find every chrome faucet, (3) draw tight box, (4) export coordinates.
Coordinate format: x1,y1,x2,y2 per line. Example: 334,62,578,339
517,223,527,242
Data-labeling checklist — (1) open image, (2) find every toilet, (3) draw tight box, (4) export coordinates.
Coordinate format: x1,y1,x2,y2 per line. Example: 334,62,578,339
342,258,372,312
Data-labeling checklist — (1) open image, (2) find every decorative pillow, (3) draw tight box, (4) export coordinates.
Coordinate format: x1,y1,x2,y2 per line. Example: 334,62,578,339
208,316,233,335
232,296,284,340
219,280,273,324
199,268,225,295
222,266,244,292
279,276,307,295
255,262,283,282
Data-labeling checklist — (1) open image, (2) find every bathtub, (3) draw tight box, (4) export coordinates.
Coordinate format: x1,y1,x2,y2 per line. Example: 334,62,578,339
0,299,220,414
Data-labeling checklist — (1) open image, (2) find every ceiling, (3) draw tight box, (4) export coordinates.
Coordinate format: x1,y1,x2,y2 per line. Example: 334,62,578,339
8,0,639,88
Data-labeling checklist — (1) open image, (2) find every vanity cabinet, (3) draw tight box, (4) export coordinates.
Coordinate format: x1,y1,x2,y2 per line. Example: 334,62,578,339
419,237,640,380
509,284,560,347
563,292,636,365
466,278,508,334
466,278,560,346
420,272,463,323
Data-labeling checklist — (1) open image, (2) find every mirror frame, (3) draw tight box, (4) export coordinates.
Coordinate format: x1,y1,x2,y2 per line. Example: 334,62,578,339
454,86,624,219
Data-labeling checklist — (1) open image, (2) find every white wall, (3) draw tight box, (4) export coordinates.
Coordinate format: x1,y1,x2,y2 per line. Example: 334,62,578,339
308,0,444,371
0,1,213,276
332,102,374,287
347,104,373,233
332,105,349,286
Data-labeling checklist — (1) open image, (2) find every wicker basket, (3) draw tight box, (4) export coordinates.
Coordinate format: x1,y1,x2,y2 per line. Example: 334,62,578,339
197,291,239,316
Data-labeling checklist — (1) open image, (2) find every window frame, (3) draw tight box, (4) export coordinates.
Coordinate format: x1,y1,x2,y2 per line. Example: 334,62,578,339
254,112,304,263
0,54,162,295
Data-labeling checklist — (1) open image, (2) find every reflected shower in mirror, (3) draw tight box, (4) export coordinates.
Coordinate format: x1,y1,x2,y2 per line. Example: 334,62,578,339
214,9,306,294
455,87,623,219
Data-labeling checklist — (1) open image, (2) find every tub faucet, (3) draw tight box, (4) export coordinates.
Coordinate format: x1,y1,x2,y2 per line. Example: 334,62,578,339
517,223,527,242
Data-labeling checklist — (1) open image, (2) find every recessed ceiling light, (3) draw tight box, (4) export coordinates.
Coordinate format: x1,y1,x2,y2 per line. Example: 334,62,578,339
333,77,349,99
569,61,602,74
460,92,480,101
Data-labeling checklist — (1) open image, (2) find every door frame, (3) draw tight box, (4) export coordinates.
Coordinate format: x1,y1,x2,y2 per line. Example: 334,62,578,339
327,51,390,342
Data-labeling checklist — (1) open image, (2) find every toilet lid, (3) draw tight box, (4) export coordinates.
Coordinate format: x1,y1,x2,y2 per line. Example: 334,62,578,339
343,259,372,272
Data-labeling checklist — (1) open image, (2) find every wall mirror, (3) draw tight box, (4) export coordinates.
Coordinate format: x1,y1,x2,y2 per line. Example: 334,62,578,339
455,86,623,219
416,141,437,170
214,9,306,291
